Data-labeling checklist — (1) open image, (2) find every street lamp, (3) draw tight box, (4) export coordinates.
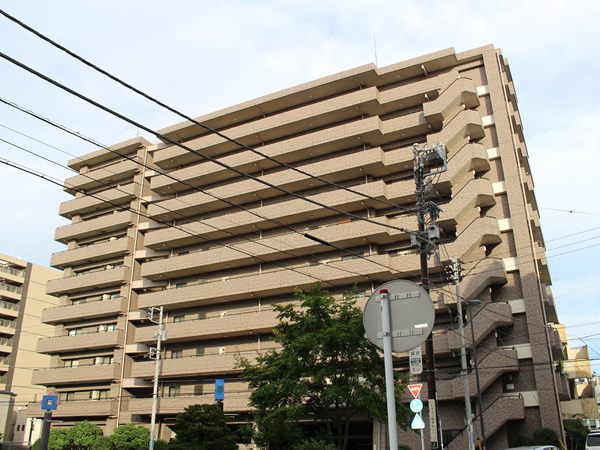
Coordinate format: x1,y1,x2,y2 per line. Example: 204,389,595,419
468,299,487,450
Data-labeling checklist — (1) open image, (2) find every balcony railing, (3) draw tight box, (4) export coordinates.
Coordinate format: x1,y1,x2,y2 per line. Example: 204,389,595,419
0,319,16,329
0,300,20,313
0,266,24,278
0,282,22,295
0,337,14,348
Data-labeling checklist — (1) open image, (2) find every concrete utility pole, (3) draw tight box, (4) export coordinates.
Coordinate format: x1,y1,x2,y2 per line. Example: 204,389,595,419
149,306,165,450
448,257,475,450
412,142,446,449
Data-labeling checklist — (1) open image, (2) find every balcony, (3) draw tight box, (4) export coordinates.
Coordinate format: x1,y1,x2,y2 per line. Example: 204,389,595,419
46,266,130,296
128,392,251,415
0,337,14,353
135,311,278,344
51,237,133,270
0,282,22,300
141,217,406,280
37,329,123,354
31,363,120,385
139,255,397,310
28,399,118,418
152,74,448,175
0,319,16,336
0,265,24,283
148,147,395,220
54,211,135,244
67,136,151,171
59,182,137,218
132,352,261,379
0,300,19,319
63,158,140,195
41,296,127,324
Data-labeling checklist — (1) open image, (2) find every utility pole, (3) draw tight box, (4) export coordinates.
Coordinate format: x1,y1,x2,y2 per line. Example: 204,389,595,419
412,142,446,449
448,257,475,450
149,306,165,450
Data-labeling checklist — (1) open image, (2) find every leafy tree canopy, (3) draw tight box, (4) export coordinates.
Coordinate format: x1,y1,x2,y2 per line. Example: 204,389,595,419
68,421,102,449
238,283,411,449
110,423,149,449
169,404,238,450
47,428,71,450
532,427,562,447
90,435,113,450
564,415,590,450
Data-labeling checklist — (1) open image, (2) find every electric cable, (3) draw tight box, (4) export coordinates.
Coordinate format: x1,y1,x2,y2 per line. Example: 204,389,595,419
0,8,417,214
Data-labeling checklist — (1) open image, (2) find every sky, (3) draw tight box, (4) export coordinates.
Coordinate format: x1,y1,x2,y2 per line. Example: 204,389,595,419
0,1,599,367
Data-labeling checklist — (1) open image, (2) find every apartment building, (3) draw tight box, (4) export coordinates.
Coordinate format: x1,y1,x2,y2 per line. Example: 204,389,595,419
31,44,565,449
0,253,60,444
555,324,599,424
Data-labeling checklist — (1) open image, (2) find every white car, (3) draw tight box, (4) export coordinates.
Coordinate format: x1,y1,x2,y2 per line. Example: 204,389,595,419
506,446,560,450
587,431,600,450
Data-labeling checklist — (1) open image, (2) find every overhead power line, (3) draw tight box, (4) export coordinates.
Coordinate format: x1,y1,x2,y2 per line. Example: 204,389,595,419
0,7,415,215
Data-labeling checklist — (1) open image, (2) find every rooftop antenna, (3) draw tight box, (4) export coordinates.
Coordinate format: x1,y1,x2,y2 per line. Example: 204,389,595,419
373,30,378,67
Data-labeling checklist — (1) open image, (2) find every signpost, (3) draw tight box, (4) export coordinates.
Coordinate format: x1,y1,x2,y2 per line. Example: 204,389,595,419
410,347,423,375
408,383,426,450
363,281,435,450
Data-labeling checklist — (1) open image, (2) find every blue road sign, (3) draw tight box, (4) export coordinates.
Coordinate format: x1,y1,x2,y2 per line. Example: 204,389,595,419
410,398,423,413
411,413,425,430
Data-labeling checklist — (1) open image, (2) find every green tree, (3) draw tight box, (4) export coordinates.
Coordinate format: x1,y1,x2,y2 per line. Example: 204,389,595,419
238,283,411,450
110,423,149,449
47,428,71,450
252,406,304,449
90,435,113,450
564,415,590,450
68,421,103,449
532,427,562,447
153,439,170,450
168,404,238,450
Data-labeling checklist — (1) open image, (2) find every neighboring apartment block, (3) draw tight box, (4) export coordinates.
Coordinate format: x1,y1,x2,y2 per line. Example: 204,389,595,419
555,324,599,424
0,253,60,444
31,45,565,449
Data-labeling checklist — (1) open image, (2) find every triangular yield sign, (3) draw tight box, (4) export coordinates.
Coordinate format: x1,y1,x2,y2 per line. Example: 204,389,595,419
411,413,425,429
408,384,422,399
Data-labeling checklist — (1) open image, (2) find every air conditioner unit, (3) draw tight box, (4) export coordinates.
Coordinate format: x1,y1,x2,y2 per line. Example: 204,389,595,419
102,294,110,300
219,347,226,355
220,311,227,318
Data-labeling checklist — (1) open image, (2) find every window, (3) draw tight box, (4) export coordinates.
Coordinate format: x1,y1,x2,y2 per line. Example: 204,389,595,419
95,356,114,366
64,359,79,368
194,385,203,396
168,386,180,397
175,282,187,289
68,328,83,336
98,324,116,332
173,315,184,323
196,348,205,356
90,390,109,400
170,350,182,359
178,251,189,256
59,392,75,402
